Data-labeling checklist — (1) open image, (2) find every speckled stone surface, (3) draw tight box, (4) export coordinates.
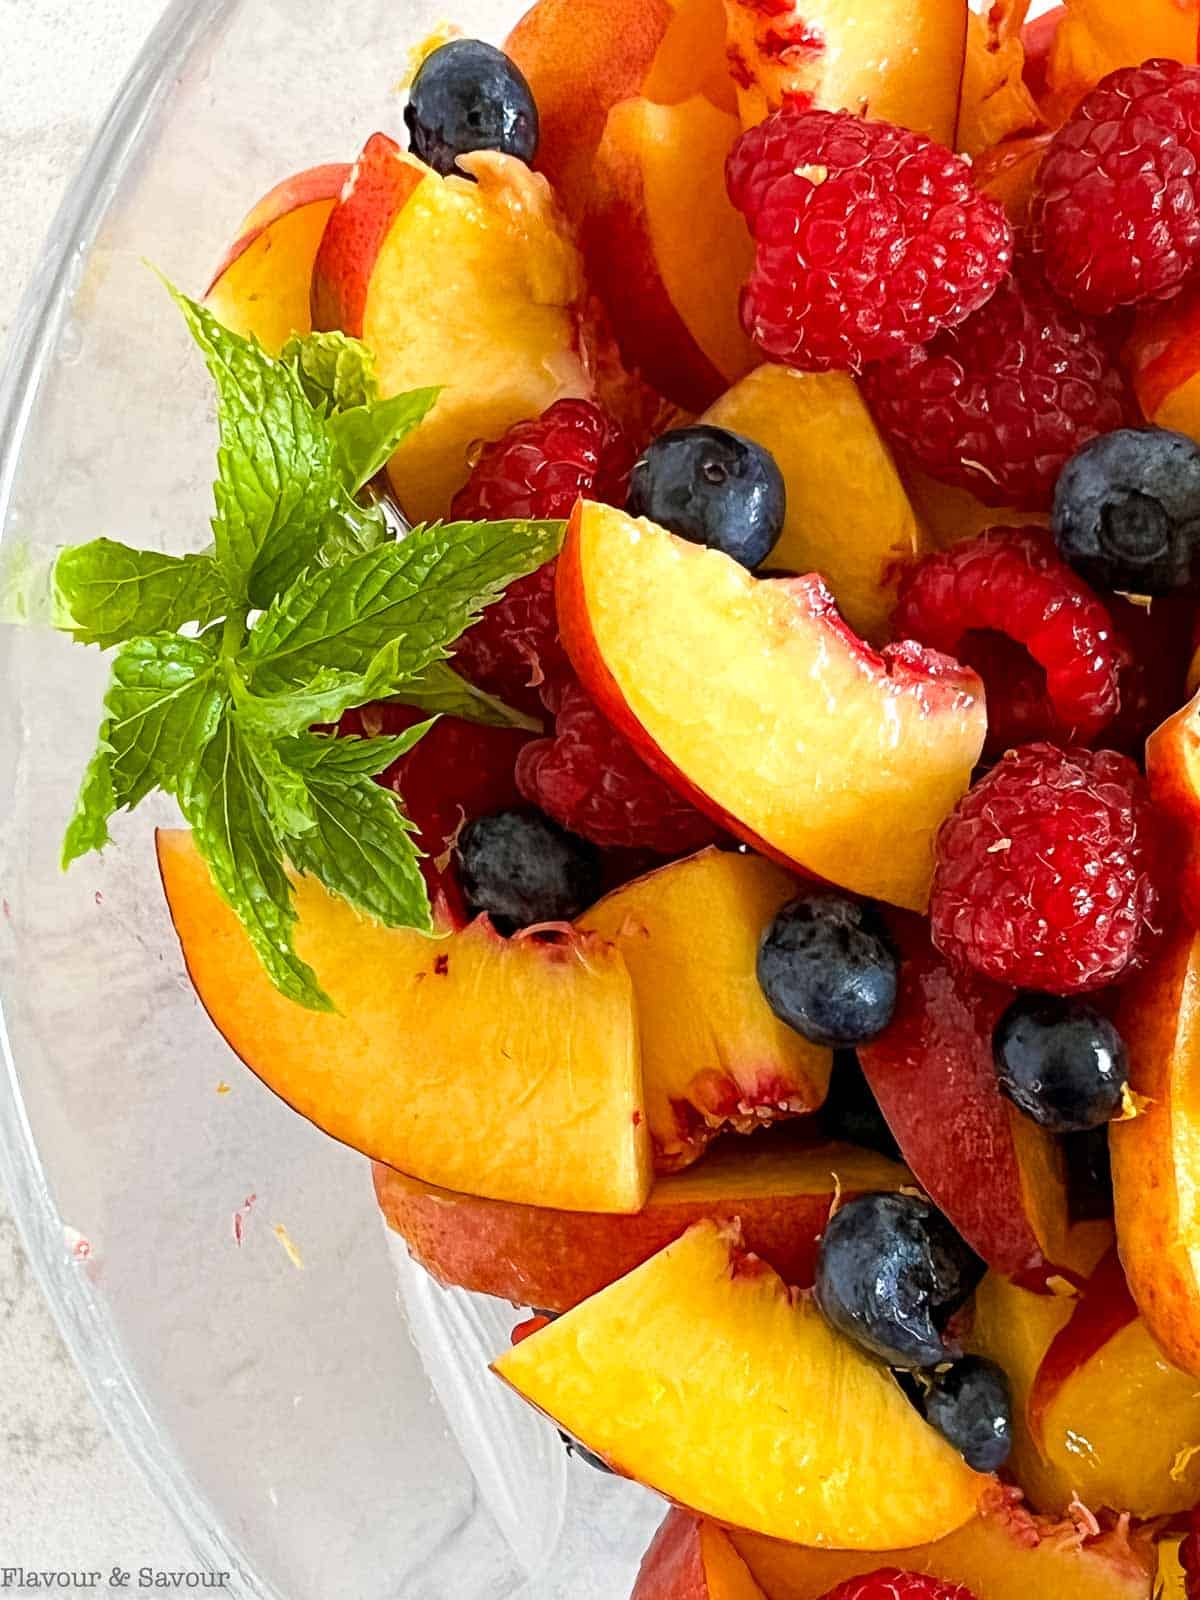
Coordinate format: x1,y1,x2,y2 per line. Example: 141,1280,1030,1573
0,0,195,1569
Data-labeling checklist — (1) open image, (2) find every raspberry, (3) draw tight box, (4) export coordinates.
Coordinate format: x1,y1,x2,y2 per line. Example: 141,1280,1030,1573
931,743,1168,994
450,400,634,713
515,677,721,854
1034,60,1200,315
892,528,1124,747
726,108,1013,372
816,1574,978,1600
862,270,1129,513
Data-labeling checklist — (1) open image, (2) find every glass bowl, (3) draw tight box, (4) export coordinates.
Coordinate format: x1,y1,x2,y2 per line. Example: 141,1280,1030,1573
0,1,662,1594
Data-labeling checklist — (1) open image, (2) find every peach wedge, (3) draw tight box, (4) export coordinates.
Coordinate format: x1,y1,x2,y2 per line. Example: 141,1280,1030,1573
376,1136,908,1312
722,0,968,144
311,134,589,521
494,1221,986,1549
633,1515,768,1600
578,849,832,1170
156,830,650,1213
701,365,928,643
556,501,987,911
204,163,349,354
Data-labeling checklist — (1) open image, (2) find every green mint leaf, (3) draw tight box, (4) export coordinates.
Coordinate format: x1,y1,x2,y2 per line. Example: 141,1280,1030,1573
62,635,225,867
281,331,379,411
180,717,331,1011
169,286,368,607
240,726,318,837
246,518,565,693
399,661,543,732
327,387,442,497
276,725,436,778
277,732,432,933
231,665,380,741
53,540,230,649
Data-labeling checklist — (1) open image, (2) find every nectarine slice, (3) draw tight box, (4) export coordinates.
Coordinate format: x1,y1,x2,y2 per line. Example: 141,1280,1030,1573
729,1503,1156,1600
702,366,928,643
901,465,1048,549
312,135,589,521
722,0,968,146
578,849,831,1170
494,1220,986,1549
641,0,739,114
582,95,756,412
156,830,650,1213
633,1515,768,1600
858,920,1074,1288
1044,0,1199,122
1128,279,1200,444
970,1256,1200,1519
557,501,987,911
972,130,1054,230
956,0,1044,159
376,1134,908,1311
1111,921,1200,1376
204,163,349,354
504,0,676,219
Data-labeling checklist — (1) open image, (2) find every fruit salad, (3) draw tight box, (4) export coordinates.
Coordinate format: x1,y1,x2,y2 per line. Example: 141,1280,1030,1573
43,0,1200,1594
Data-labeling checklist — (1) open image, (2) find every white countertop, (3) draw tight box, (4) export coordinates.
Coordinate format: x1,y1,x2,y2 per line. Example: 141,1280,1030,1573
0,0,196,1570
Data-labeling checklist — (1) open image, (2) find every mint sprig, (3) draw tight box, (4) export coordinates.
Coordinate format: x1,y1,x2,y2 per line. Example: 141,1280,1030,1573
55,285,564,1010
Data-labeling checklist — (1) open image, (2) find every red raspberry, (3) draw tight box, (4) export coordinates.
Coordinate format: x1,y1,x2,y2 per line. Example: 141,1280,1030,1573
892,528,1124,747
450,400,634,714
1034,60,1200,315
817,1574,978,1600
862,270,1129,512
726,108,1013,372
515,677,721,855
931,743,1168,994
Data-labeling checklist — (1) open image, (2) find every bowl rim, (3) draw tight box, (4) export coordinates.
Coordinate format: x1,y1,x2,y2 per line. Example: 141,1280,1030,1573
0,3,283,1590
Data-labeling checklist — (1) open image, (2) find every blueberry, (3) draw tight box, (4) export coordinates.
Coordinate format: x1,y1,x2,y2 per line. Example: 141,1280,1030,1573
815,1192,984,1369
818,1051,902,1162
1053,427,1200,595
455,809,601,932
917,1357,1013,1473
757,893,898,1048
405,39,539,178
626,425,786,569
993,994,1129,1134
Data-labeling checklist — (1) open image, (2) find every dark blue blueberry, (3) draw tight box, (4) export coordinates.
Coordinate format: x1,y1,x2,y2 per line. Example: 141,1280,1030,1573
626,425,786,569
815,1192,984,1369
917,1357,1013,1473
993,994,1129,1134
757,893,898,1048
405,39,539,178
818,1051,902,1161
1053,427,1200,594
455,809,601,932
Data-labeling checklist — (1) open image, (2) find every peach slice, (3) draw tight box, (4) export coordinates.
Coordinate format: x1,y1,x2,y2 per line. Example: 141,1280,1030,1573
1127,280,1200,443
311,134,589,521
375,1135,908,1311
503,0,676,219
577,849,831,1170
1111,921,1200,1376
493,1220,986,1548
858,919,1074,1288
729,1505,1156,1600
641,0,739,114
156,830,649,1213
956,0,1044,159
204,163,349,355
901,466,1048,550
972,130,1054,229
722,0,968,145
1043,0,1199,122
1146,687,1200,925
557,500,987,911
969,1255,1200,1519
582,94,757,412
633,1515,768,1600
701,365,928,643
